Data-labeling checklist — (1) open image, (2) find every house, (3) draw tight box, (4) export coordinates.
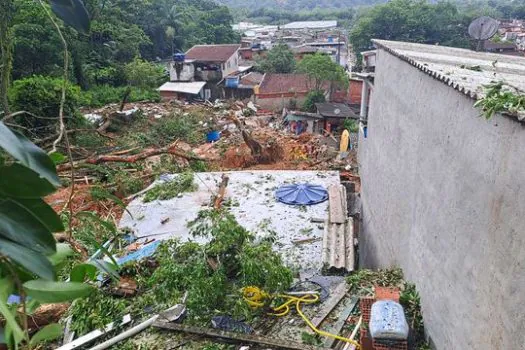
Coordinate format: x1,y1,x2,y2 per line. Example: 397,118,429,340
167,44,240,100
254,73,312,111
157,81,207,101
484,41,519,55
222,71,263,100
315,102,358,133
358,40,525,350
283,110,323,134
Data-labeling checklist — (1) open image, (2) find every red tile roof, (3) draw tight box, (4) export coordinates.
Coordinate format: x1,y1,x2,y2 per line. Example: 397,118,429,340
185,44,240,62
257,74,310,94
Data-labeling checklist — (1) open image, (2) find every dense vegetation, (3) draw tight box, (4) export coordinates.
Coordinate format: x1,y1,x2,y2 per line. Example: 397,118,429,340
220,0,386,11
1,0,239,120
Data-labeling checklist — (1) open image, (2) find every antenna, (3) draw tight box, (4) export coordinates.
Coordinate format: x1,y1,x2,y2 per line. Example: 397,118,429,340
468,16,500,51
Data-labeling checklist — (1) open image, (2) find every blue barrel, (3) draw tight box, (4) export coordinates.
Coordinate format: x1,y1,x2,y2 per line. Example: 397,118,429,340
364,126,368,138
207,131,220,142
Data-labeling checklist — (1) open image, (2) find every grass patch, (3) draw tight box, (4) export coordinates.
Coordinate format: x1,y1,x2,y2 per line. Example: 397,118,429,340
143,172,197,202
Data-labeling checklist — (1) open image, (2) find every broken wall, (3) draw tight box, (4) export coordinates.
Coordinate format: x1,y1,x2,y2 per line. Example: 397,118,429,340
358,48,525,349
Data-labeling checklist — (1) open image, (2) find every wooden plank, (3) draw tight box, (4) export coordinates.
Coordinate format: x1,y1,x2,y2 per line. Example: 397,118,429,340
153,321,330,350
328,185,345,224
323,297,358,348
311,281,348,328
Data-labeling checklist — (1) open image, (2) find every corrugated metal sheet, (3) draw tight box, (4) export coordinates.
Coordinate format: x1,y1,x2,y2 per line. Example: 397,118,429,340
322,184,355,272
157,81,206,95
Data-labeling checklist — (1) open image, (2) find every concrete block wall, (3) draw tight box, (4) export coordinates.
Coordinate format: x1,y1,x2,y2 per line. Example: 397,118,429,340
358,49,525,349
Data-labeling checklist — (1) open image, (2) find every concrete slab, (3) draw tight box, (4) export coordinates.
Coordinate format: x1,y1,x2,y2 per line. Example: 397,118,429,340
119,170,340,271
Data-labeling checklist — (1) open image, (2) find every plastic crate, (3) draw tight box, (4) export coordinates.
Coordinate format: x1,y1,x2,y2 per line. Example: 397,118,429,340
372,339,408,350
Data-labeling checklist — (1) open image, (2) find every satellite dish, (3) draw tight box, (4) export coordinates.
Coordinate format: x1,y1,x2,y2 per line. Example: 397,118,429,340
468,16,499,40
334,108,341,115
468,16,499,52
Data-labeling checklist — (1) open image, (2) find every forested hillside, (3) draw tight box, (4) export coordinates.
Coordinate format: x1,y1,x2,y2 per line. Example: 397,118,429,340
8,0,238,88
218,0,386,10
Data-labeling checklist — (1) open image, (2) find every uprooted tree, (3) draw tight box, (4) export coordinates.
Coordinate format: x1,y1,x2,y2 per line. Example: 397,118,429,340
230,114,283,164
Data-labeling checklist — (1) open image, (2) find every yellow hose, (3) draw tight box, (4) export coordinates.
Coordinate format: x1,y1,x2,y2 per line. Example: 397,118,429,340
242,286,361,349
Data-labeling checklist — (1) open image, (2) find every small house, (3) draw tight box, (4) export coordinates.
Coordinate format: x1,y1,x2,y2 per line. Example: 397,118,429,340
157,81,207,101
315,102,358,133
167,44,241,100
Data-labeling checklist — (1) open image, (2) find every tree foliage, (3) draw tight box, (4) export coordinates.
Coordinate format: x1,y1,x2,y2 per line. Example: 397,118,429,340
303,90,326,112
296,53,348,91
125,58,167,88
349,0,473,53
257,43,296,74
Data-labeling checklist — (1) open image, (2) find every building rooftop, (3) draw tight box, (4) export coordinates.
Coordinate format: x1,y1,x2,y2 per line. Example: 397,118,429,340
240,72,264,86
283,21,337,30
185,44,240,62
157,81,206,95
316,102,357,119
257,73,310,94
373,39,525,99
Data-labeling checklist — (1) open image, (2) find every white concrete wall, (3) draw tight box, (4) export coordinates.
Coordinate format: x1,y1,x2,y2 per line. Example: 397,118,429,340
222,51,239,77
169,62,194,81
358,48,525,349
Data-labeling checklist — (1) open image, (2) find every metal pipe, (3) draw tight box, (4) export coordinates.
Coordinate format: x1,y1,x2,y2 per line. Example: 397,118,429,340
89,315,159,350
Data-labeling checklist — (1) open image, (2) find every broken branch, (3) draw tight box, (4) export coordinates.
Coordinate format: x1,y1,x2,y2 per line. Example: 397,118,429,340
56,141,206,172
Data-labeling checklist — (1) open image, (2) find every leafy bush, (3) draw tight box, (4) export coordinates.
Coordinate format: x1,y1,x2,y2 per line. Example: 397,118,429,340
151,113,204,145
143,172,197,202
343,118,359,132
125,57,167,88
84,64,127,87
9,75,81,135
79,85,160,108
303,89,326,112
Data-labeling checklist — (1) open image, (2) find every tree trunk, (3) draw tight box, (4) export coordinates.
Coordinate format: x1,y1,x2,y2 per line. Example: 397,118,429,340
0,0,14,116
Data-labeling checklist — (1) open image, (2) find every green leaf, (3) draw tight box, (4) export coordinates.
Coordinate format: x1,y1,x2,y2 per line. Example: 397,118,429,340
90,259,119,281
29,323,62,346
50,0,90,34
47,243,73,266
0,164,56,198
48,152,67,165
0,239,55,280
0,122,60,187
0,199,56,254
13,198,64,233
76,211,117,234
23,280,94,303
0,276,14,300
0,297,25,344
70,263,97,282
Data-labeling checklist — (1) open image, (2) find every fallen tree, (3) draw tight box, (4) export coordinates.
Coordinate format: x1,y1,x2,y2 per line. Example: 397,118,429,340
56,141,206,172
230,114,283,164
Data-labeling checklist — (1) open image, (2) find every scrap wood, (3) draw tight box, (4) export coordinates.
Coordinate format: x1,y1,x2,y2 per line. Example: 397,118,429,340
323,297,358,348
152,322,330,350
310,282,348,328
213,174,230,209
56,141,206,172
293,237,322,245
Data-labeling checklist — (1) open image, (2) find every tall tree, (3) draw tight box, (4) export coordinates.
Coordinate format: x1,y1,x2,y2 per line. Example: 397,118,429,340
0,0,15,115
296,53,348,91
257,43,296,73
349,0,471,53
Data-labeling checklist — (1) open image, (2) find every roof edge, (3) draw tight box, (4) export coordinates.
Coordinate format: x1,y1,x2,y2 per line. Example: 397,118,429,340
372,39,525,124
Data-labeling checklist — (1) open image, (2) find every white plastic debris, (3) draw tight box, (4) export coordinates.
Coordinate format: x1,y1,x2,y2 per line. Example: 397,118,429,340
247,101,258,112
154,114,163,119
83,113,103,125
